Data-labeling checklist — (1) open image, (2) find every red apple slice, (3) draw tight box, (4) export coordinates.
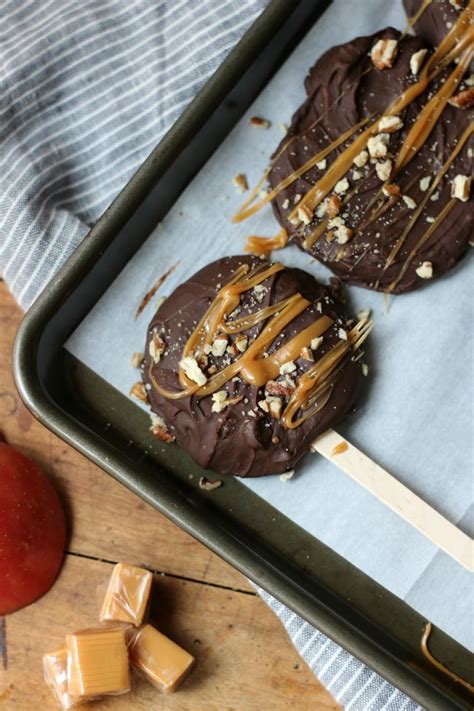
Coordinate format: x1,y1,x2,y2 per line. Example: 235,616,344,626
0,443,67,615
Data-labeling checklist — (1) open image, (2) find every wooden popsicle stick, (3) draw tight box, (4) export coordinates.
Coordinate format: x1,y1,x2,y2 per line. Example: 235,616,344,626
311,429,474,572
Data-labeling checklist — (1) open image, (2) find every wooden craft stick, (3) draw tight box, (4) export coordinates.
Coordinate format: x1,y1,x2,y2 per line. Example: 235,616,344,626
311,429,474,572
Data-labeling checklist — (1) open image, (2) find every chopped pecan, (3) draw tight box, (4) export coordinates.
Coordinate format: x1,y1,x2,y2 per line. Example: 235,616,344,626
371,38,398,70
375,159,393,182
419,176,431,192
235,335,248,353
378,115,403,133
410,48,428,76
297,205,313,225
448,87,474,109
130,352,144,368
279,361,296,375
196,353,209,370
334,225,353,245
211,390,228,413
368,133,389,159
180,356,207,386
199,477,223,491
402,195,417,210
149,330,165,363
211,336,228,357
382,183,401,197
130,382,148,403
265,380,293,397
253,284,267,302
268,398,283,419
353,150,369,168
415,261,433,279
250,116,271,128
334,177,349,195
451,174,471,202
150,416,175,443
326,194,341,217
233,173,248,192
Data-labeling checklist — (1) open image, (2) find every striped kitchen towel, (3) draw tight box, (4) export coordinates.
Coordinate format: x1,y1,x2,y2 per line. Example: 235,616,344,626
0,2,422,709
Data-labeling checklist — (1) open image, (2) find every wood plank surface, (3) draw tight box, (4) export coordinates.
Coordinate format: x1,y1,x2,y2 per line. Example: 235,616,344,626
0,281,340,710
0,282,248,592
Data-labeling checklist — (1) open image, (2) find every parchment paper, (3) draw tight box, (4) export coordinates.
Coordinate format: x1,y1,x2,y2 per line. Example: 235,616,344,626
66,0,474,651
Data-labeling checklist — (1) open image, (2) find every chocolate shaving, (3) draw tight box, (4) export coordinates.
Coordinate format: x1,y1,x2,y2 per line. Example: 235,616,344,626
135,262,179,319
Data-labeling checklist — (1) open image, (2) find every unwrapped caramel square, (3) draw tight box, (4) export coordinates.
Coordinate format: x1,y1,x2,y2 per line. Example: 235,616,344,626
43,648,84,709
66,626,130,697
100,562,153,627
129,624,195,694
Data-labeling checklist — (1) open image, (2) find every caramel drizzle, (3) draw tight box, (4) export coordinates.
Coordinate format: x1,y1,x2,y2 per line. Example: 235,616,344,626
233,69,374,225
289,11,473,224
351,57,472,253
245,228,288,257
393,44,473,175
355,170,422,237
402,0,433,36
232,2,473,255
232,118,369,223
382,122,473,284
420,623,474,693
388,200,456,291
304,184,360,250
149,263,371,428
183,261,283,355
283,318,372,429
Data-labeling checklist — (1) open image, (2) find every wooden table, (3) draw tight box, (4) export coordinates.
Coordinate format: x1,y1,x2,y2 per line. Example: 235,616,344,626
0,281,340,710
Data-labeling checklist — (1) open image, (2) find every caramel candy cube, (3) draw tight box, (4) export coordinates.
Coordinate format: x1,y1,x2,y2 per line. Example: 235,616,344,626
100,562,153,627
66,626,130,697
129,624,195,694
43,648,84,709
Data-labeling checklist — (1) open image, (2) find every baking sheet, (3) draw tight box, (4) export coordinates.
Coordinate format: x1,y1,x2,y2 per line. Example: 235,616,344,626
66,0,474,651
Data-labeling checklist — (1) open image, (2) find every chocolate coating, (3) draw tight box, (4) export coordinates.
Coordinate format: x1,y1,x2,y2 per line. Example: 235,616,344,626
269,28,473,293
403,0,464,48
143,256,365,478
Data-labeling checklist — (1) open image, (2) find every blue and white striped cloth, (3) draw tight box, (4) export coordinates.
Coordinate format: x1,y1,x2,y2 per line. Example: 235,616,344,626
0,2,422,708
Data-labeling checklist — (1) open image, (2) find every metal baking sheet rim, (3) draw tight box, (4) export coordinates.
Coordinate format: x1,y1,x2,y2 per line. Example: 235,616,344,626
12,2,472,708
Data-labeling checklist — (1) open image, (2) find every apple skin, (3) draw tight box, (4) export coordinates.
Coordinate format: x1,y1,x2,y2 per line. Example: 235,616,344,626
0,443,67,615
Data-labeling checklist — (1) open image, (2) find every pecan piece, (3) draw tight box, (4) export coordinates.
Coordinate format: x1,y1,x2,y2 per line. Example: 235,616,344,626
448,87,474,109
233,173,248,192
199,477,223,491
130,382,148,403
265,380,293,398
326,195,341,218
149,330,166,363
150,415,175,443
250,116,271,128
371,38,398,70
